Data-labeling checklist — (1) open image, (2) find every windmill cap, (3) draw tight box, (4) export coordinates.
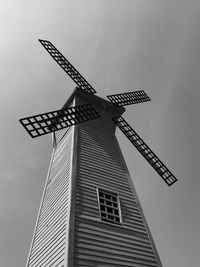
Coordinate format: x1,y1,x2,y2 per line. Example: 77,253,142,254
61,87,126,117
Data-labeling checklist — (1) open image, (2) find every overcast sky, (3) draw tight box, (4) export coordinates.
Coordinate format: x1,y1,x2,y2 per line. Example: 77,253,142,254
0,1,200,266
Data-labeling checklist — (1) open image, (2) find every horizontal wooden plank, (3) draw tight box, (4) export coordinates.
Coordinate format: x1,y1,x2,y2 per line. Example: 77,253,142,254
75,253,158,267
75,236,155,257
75,245,158,264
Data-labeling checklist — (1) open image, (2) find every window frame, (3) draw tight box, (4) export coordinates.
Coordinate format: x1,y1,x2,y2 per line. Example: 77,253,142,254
96,187,123,225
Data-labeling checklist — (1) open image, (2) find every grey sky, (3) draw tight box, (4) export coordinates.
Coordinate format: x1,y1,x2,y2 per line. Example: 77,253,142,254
0,0,199,266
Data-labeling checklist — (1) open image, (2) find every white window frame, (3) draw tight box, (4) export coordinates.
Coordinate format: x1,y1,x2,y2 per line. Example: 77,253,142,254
96,187,123,225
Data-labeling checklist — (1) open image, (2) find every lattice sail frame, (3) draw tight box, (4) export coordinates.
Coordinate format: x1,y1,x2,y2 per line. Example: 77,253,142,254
39,39,96,94
19,104,100,138
107,90,151,107
19,39,178,186
113,116,177,186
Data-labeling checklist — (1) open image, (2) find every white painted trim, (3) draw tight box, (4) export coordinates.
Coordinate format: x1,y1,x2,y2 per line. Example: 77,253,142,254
96,187,101,221
64,98,78,267
118,193,123,224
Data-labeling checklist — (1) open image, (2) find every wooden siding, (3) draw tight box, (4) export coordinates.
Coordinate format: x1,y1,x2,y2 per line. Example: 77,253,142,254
26,90,162,267
26,127,74,267
73,98,162,266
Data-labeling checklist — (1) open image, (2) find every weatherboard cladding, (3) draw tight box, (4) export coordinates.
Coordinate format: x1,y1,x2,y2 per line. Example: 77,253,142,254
73,105,162,266
26,127,74,267
26,92,162,267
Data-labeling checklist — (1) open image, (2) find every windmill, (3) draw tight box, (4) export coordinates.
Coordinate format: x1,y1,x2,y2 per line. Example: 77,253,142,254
20,40,177,267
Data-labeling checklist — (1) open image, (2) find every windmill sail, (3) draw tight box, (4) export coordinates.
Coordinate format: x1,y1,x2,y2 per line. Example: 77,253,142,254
107,90,150,107
39,39,96,94
113,116,177,186
19,104,100,138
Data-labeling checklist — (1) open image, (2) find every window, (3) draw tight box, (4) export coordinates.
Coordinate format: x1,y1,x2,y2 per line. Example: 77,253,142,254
97,188,122,224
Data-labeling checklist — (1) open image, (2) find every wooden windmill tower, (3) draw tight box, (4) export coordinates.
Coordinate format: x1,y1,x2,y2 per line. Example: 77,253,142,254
20,40,177,267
